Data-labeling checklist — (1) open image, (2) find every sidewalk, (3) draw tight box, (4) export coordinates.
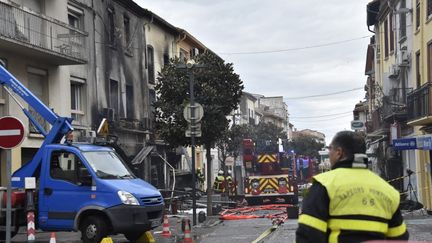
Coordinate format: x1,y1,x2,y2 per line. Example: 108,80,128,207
402,209,432,242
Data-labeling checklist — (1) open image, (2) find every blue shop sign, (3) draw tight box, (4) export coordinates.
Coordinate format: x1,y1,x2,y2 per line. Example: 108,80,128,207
392,138,417,150
417,135,432,150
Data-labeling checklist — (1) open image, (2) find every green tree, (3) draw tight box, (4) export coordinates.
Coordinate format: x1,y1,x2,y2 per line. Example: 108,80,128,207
252,122,287,141
288,135,324,158
154,52,243,215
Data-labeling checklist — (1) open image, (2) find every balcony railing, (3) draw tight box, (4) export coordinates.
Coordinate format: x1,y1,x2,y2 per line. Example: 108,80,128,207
389,87,412,104
407,82,432,122
382,87,413,121
0,1,86,64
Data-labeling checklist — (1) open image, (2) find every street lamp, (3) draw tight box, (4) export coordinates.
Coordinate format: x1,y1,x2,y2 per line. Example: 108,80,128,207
177,59,205,226
187,60,198,226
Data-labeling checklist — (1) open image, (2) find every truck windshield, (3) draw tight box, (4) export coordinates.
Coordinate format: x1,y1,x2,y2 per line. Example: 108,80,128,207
83,151,135,179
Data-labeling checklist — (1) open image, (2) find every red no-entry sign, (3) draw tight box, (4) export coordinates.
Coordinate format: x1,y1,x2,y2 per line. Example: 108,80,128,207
0,116,25,149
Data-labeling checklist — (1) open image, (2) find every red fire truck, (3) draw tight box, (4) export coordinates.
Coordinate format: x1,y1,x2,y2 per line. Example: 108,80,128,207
242,138,298,205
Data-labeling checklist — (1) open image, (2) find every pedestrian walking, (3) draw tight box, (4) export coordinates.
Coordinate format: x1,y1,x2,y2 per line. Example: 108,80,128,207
296,131,409,243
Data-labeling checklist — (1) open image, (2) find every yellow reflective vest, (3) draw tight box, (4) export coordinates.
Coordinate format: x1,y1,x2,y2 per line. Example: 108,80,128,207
315,168,399,221
213,175,225,192
297,164,408,243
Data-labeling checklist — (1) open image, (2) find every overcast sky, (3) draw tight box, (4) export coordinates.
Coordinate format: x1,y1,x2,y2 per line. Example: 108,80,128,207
135,0,372,144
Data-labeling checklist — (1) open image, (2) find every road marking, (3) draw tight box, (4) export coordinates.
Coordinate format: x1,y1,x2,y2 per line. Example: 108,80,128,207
0,129,20,136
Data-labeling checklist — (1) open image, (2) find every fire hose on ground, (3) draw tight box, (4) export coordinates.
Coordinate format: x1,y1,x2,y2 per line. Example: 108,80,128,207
219,204,298,242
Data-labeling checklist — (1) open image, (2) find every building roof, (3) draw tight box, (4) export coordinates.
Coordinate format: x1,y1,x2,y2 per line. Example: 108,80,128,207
243,91,258,101
365,37,375,75
115,0,178,35
354,101,368,112
176,28,208,50
261,109,285,121
367,0,380,26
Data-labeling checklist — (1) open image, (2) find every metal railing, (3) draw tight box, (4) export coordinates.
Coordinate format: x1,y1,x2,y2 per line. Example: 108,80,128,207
388,87,413,104
382,87,413,120
407,82,432,121
0,1,86,60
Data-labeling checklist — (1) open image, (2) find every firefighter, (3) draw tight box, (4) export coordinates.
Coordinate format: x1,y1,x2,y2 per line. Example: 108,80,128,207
196,168,204,190
226,170,236,195
226,170,233,181
213,170,225,193
296,131,409,242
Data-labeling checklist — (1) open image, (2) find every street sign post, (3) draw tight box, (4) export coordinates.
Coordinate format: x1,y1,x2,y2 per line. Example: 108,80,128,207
185,123,202,137
185,130,202,137
183,103,204,123
351,120,365,130
0,116,25,243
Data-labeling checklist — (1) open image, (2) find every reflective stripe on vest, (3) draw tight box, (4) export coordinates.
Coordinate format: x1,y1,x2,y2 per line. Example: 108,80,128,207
328,219,388,233
298,214,327,232
387,223,407,237
314,168,400,220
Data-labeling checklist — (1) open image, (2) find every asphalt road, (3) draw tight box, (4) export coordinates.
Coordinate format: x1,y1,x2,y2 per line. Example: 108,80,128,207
266,211,432,243
6,210,432,242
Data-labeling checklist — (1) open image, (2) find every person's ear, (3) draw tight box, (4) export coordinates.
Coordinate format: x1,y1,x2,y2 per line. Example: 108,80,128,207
335,147,343,160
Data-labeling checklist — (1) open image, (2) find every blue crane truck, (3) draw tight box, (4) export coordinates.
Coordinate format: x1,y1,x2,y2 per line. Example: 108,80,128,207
0,65,164,242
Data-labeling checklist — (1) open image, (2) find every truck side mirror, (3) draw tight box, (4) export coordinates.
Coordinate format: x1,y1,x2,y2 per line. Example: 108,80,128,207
78,167,92,186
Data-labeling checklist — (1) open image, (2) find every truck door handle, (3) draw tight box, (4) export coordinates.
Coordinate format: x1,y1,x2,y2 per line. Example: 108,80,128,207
44,188,53,196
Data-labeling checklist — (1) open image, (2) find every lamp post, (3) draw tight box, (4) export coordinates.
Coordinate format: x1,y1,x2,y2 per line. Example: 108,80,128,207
177,60,204,225
187,60,197,226
178,60,205,226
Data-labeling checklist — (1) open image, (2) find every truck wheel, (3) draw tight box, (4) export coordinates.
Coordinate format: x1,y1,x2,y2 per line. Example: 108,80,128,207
124,231,144,242
80,215,108,243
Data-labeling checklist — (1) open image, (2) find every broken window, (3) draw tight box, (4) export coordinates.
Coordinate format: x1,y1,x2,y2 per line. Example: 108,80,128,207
147,45,155,84
110,79,119,115
126,84,134,119
108,8,116,45
124,15,130,45
163,53,169,66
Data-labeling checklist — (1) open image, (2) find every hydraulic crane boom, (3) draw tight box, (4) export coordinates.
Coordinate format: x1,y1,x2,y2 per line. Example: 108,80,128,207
0,65,74,188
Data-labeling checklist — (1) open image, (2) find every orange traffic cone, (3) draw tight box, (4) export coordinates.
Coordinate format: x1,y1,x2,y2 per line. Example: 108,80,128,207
49,232,56,243
161,214,172,237
182,219,194,243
